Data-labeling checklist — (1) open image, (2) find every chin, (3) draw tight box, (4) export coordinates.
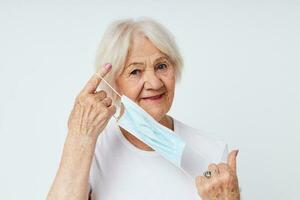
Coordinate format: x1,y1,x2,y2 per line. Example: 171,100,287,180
144,108,167,121
138,98,172,121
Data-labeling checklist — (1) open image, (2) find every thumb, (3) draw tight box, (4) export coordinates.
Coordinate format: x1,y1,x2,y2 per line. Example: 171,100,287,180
227,149,239,172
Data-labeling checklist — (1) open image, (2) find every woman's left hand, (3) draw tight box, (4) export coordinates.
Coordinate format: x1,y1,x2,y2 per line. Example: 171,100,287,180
195,150,240,200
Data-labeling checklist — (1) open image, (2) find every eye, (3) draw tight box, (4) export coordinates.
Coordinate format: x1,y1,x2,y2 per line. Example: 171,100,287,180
156,63,168,70
130,69,141,75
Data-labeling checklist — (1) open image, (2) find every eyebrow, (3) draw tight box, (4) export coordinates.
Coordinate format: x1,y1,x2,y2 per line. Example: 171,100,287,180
126,62,145,68
126,56,169,69
154,56,169,63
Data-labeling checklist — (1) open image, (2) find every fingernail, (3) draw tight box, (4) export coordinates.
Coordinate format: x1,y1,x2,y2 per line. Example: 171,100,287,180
236,149,239,156
104,63,112,70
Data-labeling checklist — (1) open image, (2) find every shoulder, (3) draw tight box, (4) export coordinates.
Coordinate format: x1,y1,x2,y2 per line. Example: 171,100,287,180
174,118,228,163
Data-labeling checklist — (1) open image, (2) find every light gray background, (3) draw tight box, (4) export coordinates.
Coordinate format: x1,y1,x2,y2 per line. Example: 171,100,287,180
0,1,299,199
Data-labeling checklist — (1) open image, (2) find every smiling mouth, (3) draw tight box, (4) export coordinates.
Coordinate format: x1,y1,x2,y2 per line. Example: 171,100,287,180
141,93,165,101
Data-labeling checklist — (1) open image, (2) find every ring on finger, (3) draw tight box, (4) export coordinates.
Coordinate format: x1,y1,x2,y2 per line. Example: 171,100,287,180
203,170,212,179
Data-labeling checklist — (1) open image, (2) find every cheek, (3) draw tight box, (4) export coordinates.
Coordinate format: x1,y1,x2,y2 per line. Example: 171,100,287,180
165,77,175,99
117,78,143,101
163,77,176,113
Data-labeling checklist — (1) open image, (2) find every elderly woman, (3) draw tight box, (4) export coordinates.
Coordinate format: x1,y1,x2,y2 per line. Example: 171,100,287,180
47,18,240,200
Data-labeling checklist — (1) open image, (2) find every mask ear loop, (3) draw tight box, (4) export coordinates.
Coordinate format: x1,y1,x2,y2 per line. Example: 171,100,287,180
95,73,125,121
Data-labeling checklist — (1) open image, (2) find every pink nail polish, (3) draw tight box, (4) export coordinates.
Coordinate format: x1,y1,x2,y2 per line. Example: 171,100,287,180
104,63,112,70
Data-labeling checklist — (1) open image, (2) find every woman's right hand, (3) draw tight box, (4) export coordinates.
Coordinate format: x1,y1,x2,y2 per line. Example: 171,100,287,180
67,63,116,138
47,64,115,200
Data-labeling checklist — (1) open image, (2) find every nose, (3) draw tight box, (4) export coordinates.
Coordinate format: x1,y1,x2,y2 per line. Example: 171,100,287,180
143,70,164,90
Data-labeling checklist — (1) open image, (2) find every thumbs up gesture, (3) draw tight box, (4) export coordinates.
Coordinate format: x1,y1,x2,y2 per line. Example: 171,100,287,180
195,150,240,200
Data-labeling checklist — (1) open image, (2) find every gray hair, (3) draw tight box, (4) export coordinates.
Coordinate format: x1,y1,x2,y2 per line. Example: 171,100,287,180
94,17,184,102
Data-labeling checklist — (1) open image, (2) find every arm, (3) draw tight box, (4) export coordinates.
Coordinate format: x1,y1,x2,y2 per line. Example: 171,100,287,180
47,63,115,200
47,134,97,200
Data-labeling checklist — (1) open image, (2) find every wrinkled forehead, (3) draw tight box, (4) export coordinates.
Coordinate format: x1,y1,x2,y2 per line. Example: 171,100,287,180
126,52,169,65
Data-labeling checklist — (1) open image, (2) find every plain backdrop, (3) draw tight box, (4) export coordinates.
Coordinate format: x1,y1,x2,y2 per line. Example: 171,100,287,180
0,1,299,199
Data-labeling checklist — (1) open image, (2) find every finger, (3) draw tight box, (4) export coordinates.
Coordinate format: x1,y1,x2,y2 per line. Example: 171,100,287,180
81,63,112,95
101,97,112,107
195,176,209,199
107,104,116,116
195,176,206,186
227,150,239,172
218,163,230,174
94,90,107,101
208,163,220,176
217,163,231,185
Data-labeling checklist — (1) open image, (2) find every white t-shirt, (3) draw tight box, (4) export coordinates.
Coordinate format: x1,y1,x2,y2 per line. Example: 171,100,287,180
89,118,228,200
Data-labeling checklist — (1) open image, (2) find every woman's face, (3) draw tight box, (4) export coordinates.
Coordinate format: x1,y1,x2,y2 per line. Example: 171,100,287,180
116,36,176,121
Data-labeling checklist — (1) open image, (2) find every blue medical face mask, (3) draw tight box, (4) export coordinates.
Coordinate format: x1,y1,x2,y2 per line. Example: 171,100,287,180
118,95,186,167
98,76,209,178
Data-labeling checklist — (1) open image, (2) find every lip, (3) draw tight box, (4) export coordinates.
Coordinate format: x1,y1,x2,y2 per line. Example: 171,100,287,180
141,93,165,101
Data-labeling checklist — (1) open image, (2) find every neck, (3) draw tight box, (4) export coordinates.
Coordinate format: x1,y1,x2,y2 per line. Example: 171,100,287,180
120,115,174,151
